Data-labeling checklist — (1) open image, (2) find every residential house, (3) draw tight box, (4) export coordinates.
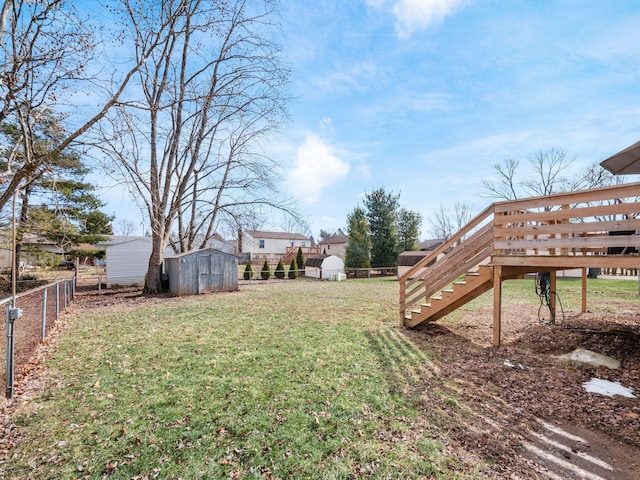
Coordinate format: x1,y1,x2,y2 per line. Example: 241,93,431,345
239,230,312,265
317,234,348,259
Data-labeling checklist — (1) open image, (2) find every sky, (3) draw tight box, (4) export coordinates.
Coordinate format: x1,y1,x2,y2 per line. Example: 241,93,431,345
101,0,640,239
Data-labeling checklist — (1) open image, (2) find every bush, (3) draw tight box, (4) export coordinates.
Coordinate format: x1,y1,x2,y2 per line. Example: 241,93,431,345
274,259,285,279
261,260,271,280
243,263,253,280
296,247,305,270
288,258,298,279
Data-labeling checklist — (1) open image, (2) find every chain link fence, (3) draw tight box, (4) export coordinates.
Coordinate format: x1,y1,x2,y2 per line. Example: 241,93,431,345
1,277,75,398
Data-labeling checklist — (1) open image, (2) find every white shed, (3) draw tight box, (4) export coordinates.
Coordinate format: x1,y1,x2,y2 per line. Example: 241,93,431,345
100,237,173,288
304,254,345,280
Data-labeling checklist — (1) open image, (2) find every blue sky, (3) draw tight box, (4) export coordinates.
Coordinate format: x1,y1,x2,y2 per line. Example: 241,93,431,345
266,0,640,238
100,0,640,239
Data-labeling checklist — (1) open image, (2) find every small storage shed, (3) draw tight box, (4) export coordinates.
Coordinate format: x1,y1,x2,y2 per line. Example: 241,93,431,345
100,237,173,288
304,254,345,280
164,248,238,296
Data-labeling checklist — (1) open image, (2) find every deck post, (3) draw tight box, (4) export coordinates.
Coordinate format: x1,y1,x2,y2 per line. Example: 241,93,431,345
550,270,557,323
493,265,502,346
581,267,587,313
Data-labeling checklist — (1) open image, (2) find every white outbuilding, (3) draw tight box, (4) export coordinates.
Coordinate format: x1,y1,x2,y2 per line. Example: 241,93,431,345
99,236,173,288
304,254,345,280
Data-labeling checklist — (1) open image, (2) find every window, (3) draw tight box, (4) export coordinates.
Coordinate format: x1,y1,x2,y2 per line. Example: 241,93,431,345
291,241,294,247
302,241,306,247
259,239,265,249
327,244,331,250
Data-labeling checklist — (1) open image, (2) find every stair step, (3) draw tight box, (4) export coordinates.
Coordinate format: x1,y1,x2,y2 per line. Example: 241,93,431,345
453,281,466,286
442,288,454,294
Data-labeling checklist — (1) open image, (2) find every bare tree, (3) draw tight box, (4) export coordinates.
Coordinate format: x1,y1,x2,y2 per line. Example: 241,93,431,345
481,158,519,201
0,0,161,212
95,0,290,293
115,218,138,236
484,149,634,202
428,201,473,241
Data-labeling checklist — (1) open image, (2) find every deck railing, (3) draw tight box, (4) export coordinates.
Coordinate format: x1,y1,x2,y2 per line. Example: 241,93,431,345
399,182,640,324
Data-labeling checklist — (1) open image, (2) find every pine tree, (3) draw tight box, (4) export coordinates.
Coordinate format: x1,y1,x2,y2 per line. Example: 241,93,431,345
296,246,305,270
261,260,271,280
364,187,400,267
288,258,298,279
243,262,253,280
275,259,285,279
345,206,371,268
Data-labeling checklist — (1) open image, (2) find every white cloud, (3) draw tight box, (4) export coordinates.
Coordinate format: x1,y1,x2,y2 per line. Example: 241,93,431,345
392,0,467,39
288,133,350,203
310,60,380,95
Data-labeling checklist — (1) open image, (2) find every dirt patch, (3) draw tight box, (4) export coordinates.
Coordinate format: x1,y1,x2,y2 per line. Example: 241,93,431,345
403,301,640,479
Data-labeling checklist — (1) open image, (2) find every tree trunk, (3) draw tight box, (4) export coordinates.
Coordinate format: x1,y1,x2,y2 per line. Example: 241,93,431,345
144,236,165,294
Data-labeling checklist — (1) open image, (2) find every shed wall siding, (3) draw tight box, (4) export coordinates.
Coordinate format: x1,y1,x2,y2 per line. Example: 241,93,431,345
166,249,238,296
106,241,173,288
106,240,151,287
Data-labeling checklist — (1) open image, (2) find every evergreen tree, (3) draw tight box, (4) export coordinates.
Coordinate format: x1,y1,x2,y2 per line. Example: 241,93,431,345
243,262,253,280
261,260,271,280
364,187,400,267
397,207,423,252
345,206,371,268
274,259,285,279
296,246,305,270
288,258,298,279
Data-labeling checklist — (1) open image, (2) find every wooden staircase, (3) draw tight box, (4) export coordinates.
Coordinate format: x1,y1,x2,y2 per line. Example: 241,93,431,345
399,181,640,344
405,265,493,327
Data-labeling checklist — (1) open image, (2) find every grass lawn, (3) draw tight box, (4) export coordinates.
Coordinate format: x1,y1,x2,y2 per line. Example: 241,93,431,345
3,276,638,479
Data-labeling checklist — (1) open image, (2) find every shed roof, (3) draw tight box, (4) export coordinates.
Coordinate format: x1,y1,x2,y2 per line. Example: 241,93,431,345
600,140,640,175
165,247,239,260
398,250,432,266
305,254,336,267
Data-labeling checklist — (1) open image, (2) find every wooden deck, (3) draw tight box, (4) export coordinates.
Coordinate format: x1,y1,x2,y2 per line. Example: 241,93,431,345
399,182,640,345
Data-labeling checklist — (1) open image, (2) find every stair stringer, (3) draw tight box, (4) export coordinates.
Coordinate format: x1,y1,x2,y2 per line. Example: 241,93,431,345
406,265,494,328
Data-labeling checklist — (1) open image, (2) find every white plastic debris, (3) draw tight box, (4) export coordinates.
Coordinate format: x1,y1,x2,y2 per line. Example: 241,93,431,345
558,348,620,369
582,378,636,398
503,359,528,370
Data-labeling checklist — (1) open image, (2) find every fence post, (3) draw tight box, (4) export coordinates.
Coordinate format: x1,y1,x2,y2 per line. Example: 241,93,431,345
56,282,60,319
41,287,48,342
5,304,21,399
5,305,14,399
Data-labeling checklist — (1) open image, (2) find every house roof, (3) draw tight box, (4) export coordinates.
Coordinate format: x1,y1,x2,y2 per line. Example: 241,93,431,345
244,230,310,241
418,239,444,251
600,140,640,175
319,234,349,245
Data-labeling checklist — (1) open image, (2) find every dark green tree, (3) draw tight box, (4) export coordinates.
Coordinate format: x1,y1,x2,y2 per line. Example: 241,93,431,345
296,246,305,270
243,262,253,280
274,259,285,279
261,260,271,280
345,206,371,268
364,187,399,267
288,258,298,279
397,207,422,252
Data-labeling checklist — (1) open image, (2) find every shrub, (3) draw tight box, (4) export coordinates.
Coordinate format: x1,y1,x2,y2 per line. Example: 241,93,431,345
274,259,285,279
296,247,305,270
261,260,271,280
243,262,253,280
288,258,298,279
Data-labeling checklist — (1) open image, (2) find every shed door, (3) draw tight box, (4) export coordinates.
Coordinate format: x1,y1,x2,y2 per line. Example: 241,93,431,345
197,254,211,294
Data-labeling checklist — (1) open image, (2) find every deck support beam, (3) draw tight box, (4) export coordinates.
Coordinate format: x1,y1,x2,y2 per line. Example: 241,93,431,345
581,267,587,313
493,265,502,346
